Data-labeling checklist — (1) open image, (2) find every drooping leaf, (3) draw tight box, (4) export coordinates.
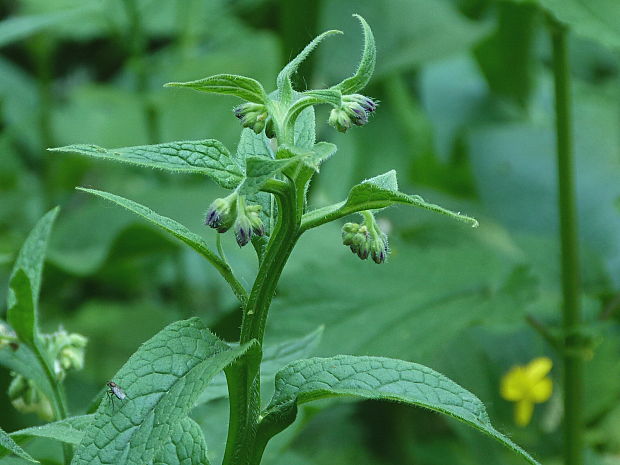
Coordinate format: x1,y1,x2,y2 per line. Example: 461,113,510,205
0,426,38,463
301,170,478,231
165,74,268,104
75,188,247,304
259,355,540,465
196,327,324,404
153,417,209,465
49,140,243,189
333,14,376,94
71,318,255,465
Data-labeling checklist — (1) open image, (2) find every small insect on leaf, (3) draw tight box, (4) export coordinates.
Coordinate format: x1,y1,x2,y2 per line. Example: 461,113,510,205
107,381,126,400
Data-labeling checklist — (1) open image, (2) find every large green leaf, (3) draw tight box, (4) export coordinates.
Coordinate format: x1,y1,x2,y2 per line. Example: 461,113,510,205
71,318,255,465
260,356,540,465
49,140,243,189
0,426,38,463
301,170,478,231
153,418,209,465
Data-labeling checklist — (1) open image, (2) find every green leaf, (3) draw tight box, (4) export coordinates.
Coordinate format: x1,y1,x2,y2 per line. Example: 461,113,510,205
301,170,478,231
0,426,38,463
7,270,37,348
165,74,268,104
76,188,247,304
276,29,343,92
294,107,316,149
7,207,59,312
49,140,243,190
260,355,540,465
333,14,376,94
0,416,94,457
196,327,324,404
71,318,255,465
538,0,620,50
153,418,209,465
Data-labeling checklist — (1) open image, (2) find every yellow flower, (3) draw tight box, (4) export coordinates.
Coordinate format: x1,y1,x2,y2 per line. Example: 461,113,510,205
500,357,553,427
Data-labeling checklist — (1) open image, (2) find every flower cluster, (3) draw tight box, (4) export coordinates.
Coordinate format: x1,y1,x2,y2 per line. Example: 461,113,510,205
329,94,378,133
206,192,265,246
341,212,389,264
3,326,87,420
233,103,275,137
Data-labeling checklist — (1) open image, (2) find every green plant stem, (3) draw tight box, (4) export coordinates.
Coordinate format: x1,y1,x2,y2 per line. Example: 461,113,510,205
223,175,302,465
550,17,583,465
33,344,72,464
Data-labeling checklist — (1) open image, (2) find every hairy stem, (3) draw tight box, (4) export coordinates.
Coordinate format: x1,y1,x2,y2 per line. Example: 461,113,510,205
550,17,583,465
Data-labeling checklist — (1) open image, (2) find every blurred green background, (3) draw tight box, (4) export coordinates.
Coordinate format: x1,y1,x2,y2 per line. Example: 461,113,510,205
1,0,620,464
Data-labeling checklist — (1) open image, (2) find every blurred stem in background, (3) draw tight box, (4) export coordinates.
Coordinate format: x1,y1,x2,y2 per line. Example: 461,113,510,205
549,16,583,465
121,0,160,144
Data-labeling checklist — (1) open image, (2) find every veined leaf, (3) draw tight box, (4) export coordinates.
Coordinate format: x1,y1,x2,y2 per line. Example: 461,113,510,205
333,14,376,94
76,188,247,304
49,140,243,189
0,426,38,463
301,170,478,231
71,318,255,465
165,74,268,104
153,417,209,465
259,355,540,465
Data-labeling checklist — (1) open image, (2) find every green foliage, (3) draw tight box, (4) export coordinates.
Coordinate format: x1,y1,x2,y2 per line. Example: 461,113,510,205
2,2,619,465
260,355,538,465
0,426,38,463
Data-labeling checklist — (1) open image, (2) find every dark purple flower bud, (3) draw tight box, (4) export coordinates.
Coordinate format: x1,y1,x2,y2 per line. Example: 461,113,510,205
234,215,253,247
205,194,237,233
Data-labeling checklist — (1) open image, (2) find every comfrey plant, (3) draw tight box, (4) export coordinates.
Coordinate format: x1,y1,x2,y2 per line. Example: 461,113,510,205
0,16,541,465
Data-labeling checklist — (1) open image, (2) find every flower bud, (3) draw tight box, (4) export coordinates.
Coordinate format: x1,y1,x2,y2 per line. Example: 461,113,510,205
341,213,390,264
328,94,378,133
8,374,54,421
233,201,265,247
233,103,270,134
205,193,238,233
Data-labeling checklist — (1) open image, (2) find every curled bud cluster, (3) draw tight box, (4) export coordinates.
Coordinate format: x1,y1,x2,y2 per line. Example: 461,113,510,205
205,193,265,247
4,326,87,419
341,214,389,264
328,94,378,133
233,103,275,137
